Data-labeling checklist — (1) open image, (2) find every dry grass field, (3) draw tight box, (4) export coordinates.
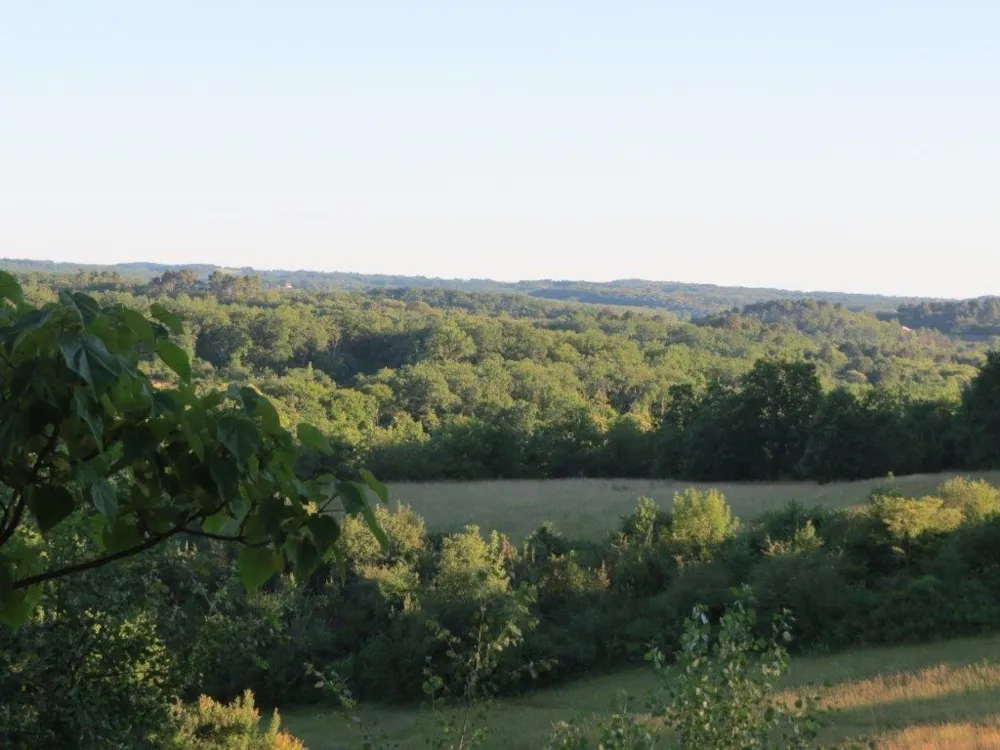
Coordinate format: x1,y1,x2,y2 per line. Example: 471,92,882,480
286,634,1000,749
387,472,1000,541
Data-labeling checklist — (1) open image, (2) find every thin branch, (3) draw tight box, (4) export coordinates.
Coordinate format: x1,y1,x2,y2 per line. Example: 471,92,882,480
11,519,191,590
180,527,265,546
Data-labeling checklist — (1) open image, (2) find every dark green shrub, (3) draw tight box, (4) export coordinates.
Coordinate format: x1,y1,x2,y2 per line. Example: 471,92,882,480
749,551,868,649
0,533,181,750
866,575,1000,643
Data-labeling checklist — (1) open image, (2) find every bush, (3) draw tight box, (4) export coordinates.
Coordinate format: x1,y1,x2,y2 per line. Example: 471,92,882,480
340,503,427,569
621,562,734,656
943,515,1000,578
749,551,867,649
617,496,671,548
434,527,513,602
936,476,1000,522
167,691,305,750
668,488,740,562
753,501,833,552
869,495,963,549
866,575,1000,643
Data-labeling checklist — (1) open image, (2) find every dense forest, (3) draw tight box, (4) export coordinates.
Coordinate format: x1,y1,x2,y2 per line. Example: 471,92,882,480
4,267,998,486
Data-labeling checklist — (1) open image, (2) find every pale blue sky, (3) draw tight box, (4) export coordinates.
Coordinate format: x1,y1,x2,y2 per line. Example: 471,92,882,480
1,1,998,296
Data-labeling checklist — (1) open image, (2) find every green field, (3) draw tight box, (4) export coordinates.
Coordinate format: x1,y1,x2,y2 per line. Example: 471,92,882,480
387,472,1000,541
285,635,1000,749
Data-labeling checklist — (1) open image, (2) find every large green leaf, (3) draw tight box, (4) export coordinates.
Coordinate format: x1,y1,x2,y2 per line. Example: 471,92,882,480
237,546,281,590
337,481,366,513
201,390,227,410
360,500,389,549
0,586,41,629
217,416,261,462
60,290,102,326
297,423,332,455
102,517,143,553
360,469,389,504
0,271,24,305
209,454,241,502
201,510,231,535
293,537,320,577
73,389,104,449
242,388,281,432
155,339,191,383
90,478,119,520
307,514,340,552
27,485,76,533
149,303,184,335
120,308,154,345
59,333,122,393
338,482,388,548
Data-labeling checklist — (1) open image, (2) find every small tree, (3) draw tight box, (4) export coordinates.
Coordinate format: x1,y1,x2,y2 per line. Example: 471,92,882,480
548,586,821,750
669,488,739,562
653,586,820,749
423,584,540,750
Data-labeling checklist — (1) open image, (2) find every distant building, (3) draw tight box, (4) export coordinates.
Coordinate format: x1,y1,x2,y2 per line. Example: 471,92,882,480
901,325,914,332
282,282,294,289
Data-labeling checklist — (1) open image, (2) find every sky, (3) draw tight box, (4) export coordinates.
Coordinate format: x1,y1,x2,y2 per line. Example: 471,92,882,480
1,1,998,297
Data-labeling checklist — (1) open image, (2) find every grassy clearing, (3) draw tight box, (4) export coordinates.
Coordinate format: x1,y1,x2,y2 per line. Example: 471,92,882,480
388,472,1000,542
284,634,1000,749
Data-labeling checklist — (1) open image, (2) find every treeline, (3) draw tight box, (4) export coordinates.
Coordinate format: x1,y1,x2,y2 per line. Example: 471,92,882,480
10,271,999,484
2,257,933,317
891,297,1000,338
366,357,1000,482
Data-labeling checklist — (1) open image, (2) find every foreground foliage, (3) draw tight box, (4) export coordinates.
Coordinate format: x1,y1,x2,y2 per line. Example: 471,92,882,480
0,271,385,628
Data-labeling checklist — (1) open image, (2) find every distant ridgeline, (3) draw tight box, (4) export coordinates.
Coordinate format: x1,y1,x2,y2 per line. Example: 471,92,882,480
0,256,957,320
2,258,999,485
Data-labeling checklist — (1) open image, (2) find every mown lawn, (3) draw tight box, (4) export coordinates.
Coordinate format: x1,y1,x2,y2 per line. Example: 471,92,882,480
387,472,1000,542
284,634,1000,749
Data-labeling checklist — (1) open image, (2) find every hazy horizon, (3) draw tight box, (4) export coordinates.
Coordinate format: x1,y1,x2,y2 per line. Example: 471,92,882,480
3,2,999,298
4,254,979,300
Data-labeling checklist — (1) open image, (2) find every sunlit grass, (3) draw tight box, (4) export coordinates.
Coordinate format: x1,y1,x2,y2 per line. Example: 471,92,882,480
388,471,1000,541
874,719,1000,749
811,661,1000,711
